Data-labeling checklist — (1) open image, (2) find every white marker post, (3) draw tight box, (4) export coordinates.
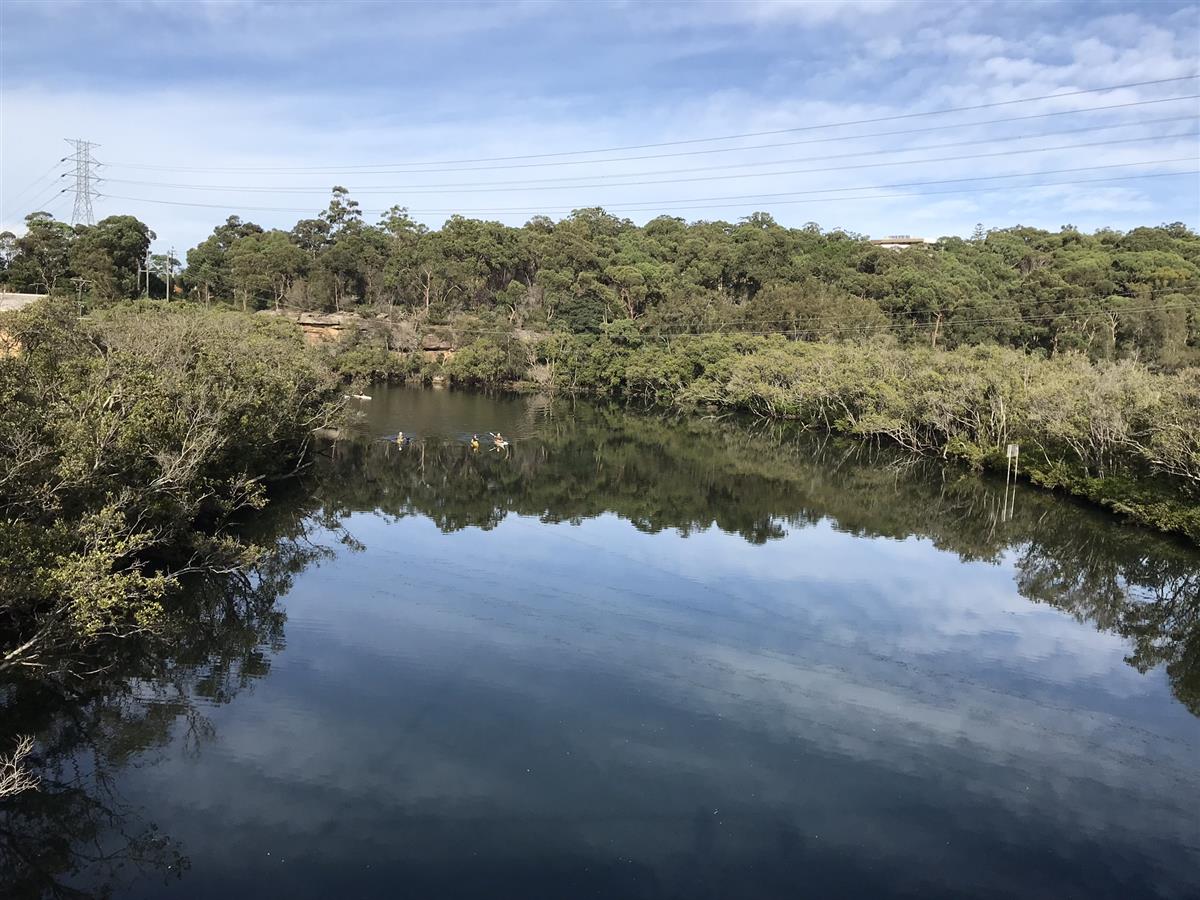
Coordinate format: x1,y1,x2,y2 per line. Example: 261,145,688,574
1005,443,1020,521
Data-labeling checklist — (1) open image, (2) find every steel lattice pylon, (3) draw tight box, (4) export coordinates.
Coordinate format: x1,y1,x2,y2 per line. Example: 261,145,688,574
63,138,100,225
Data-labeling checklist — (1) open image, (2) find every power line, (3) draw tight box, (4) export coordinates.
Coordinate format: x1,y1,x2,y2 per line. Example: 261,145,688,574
1,160,68,220
102,116,1199,193
39,196,71,222
98,74,1200,172
35,191,71,222
98,94,1200,176
96,162,1199,217
101,131,1200,197
437,164,1200,215
64,138,100,225
20,183,70,218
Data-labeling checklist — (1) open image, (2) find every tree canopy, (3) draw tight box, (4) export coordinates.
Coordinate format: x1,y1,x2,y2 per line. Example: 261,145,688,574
3,197,1197,367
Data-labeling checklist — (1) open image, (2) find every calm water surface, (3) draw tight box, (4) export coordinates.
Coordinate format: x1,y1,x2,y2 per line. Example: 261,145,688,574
4,385,1199,899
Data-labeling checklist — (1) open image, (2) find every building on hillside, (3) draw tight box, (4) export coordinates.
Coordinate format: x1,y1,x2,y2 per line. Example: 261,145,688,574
869,235,931,251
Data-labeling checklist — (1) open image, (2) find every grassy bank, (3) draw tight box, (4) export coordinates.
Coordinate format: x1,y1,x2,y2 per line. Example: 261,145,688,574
0,300,342,679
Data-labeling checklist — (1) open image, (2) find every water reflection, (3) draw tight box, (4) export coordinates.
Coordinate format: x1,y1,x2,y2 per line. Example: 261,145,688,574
0,500,339,898
2,386,1198,898
330,391,1200,716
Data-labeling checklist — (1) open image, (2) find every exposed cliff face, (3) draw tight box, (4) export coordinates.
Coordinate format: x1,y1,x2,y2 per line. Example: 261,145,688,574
420,333,456,362
295,312,355,345
257,310,356,345
258,311,460,358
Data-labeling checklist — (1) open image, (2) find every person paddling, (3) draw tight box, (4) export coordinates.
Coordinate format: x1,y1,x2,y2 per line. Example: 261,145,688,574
470,434,480,451
396,430,408,448
491,431,508,450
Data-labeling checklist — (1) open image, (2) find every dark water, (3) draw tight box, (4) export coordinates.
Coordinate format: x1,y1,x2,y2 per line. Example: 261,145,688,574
4,385,1200,899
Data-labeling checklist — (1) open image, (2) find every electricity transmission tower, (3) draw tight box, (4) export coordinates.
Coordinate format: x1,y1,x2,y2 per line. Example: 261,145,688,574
63,138,100,225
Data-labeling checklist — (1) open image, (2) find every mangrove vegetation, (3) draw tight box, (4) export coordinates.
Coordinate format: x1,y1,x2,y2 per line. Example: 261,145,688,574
0,301,342,680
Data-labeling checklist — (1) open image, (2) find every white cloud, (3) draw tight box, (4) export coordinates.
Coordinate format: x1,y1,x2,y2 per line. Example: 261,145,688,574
120,507,1199,884
1,1,1196,247
944,32,1012,57
631,0,902,30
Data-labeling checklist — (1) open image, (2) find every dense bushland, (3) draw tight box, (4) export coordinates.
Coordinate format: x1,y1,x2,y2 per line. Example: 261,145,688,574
4,199,1198,368
554,332,1200,538
0,301,342,678
3,197,1198,537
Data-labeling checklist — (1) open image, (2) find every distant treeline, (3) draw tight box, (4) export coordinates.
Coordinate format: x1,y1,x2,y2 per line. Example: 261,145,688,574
2,189,1199,366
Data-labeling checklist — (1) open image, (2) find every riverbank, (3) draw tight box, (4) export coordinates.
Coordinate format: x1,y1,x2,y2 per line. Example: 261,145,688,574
1,297,1194,687
323,322,1199,543
4,381,1198,898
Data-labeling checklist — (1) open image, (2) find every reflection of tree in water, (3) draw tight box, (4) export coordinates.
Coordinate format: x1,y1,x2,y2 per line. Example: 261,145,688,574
0,497,344,899
315,398,1200,716
3,396,1198,897
1,682,192,899
1015,530,1200,716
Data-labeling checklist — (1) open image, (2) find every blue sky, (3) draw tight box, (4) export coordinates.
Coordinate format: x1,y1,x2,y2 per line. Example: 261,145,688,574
1,0,1197,251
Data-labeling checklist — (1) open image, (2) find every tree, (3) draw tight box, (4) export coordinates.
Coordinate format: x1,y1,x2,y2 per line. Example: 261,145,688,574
741,280,888,341
70,215,155,301
0,231,17,280
185,216,263,303
259,231,308,310
320,185,363,233
228,236,270,310
226,231,310,311
6,212,73,294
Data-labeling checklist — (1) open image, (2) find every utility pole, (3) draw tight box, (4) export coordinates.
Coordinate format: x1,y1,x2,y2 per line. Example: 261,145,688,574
63,138,100,225
72,277,91,314
138,251,151,297
149,249,176,299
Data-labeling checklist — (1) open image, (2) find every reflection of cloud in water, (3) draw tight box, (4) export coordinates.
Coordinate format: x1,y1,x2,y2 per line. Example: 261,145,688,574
117,511,1200,897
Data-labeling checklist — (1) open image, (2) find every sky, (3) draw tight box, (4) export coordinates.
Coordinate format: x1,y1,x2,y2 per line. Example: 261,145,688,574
0,0,1198,252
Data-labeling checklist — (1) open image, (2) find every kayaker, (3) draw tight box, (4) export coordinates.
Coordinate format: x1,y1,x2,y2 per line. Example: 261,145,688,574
470,434,480,451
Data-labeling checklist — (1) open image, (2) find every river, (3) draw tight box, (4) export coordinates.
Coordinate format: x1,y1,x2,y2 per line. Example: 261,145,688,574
3,385,1198,899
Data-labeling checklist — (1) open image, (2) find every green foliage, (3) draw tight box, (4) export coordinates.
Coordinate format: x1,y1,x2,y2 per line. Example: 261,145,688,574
444,338,526,385
4,197,1198,367
69,215,156,301
332,346,421,383
228,229,307,310
740,280,888,340
187,216,265,303
531,333,1200,540
3,212,75,294
0,300,342,678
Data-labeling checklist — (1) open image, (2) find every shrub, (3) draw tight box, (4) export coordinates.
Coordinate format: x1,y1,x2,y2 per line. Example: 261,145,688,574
332,346,420,383
0,300,342,678
444,338,527,385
